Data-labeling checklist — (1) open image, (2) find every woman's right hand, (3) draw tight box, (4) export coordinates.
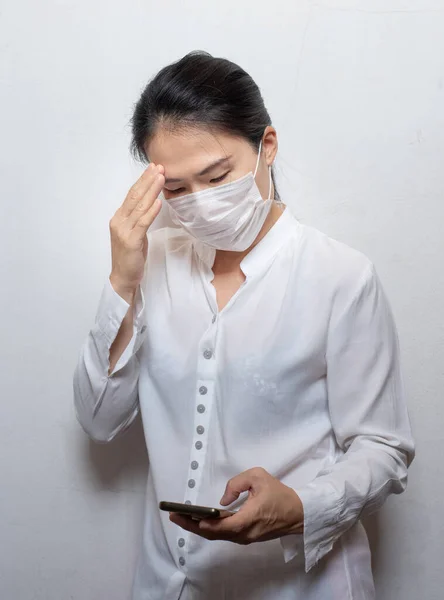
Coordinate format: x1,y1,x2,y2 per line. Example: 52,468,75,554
109,163,165,303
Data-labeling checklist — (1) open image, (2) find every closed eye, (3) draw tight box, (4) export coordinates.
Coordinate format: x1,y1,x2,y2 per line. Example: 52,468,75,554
210,171,230,184
165,187,186,195
165,170,230,195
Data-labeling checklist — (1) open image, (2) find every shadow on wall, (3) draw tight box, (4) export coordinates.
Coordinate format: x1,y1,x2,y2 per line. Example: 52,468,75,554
85,413,149,489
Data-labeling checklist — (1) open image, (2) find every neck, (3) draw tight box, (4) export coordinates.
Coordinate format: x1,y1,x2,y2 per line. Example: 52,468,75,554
213,201,285,273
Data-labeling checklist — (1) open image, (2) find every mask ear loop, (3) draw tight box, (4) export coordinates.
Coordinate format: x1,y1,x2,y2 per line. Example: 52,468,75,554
253,141,263,178
254,140,274,202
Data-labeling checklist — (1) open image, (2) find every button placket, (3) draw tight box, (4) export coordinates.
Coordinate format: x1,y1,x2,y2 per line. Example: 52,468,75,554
185,382,212,504
183,353,215,507
179,336,217,563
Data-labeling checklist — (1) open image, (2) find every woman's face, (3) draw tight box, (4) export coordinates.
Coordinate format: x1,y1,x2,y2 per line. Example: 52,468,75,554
145,125,278,201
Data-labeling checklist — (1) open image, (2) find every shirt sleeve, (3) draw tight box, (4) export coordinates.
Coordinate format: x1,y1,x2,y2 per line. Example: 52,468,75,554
73,278,147,443
280,263,415,571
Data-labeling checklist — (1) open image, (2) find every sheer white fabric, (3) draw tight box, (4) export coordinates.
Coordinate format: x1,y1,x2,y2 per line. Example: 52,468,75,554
74,208,414,600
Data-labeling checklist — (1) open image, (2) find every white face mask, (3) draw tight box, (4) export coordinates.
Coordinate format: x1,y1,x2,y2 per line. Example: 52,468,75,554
164,142,273,252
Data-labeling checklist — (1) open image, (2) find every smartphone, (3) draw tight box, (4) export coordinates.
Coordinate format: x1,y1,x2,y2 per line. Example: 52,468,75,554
159,501,235,520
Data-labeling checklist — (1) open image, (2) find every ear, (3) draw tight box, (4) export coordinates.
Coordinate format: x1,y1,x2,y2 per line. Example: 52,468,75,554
261,126,278,166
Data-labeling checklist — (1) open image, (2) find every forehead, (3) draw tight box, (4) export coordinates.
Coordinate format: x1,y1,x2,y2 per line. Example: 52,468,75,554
146,125,251,174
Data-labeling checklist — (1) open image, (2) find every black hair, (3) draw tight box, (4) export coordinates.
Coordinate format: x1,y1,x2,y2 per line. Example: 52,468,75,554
130,51,278,197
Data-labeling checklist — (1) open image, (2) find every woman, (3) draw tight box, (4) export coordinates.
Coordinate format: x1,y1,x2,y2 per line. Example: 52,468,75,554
74,51,415,600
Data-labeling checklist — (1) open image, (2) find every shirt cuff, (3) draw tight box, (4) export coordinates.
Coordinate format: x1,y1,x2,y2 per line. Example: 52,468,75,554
96,279,146,352
113,287,145,374
279,533,305,566
133,284,145,326
95,279,145,342
289,482,346,572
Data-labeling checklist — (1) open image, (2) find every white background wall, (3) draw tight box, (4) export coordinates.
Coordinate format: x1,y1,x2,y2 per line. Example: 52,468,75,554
1,1,443,598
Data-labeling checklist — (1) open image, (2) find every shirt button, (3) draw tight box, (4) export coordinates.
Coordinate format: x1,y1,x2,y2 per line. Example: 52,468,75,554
212,315,216,324
196,425,205,435
197,404,206,414
179,557,186,566
140,325,147,334
178,538,185,548
199,386,208,395
203,349,213,360
191,461,199,470
185,500,191,505
188,479,196,488
195,441,203,450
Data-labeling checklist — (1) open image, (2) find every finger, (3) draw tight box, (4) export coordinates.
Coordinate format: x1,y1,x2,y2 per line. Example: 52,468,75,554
169,513,211,537
126,173,164,230
120,164,160,218
131,194,162,234
220,468,263,506
199,505,254,535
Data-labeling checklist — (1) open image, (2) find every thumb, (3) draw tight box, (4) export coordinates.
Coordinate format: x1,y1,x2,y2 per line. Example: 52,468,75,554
220,471,256,506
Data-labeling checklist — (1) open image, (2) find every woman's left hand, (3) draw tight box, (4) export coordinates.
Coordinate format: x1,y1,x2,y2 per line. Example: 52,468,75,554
169,467,304,544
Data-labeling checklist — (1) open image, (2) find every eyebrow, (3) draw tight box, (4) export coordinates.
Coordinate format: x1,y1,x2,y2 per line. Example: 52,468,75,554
164,156,232,184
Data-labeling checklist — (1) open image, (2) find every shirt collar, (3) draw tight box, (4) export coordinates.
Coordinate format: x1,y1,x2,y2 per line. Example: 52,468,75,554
192,206,299,279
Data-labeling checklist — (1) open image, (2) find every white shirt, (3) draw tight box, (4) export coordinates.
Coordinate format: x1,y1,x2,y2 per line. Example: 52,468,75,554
74,208,415,600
